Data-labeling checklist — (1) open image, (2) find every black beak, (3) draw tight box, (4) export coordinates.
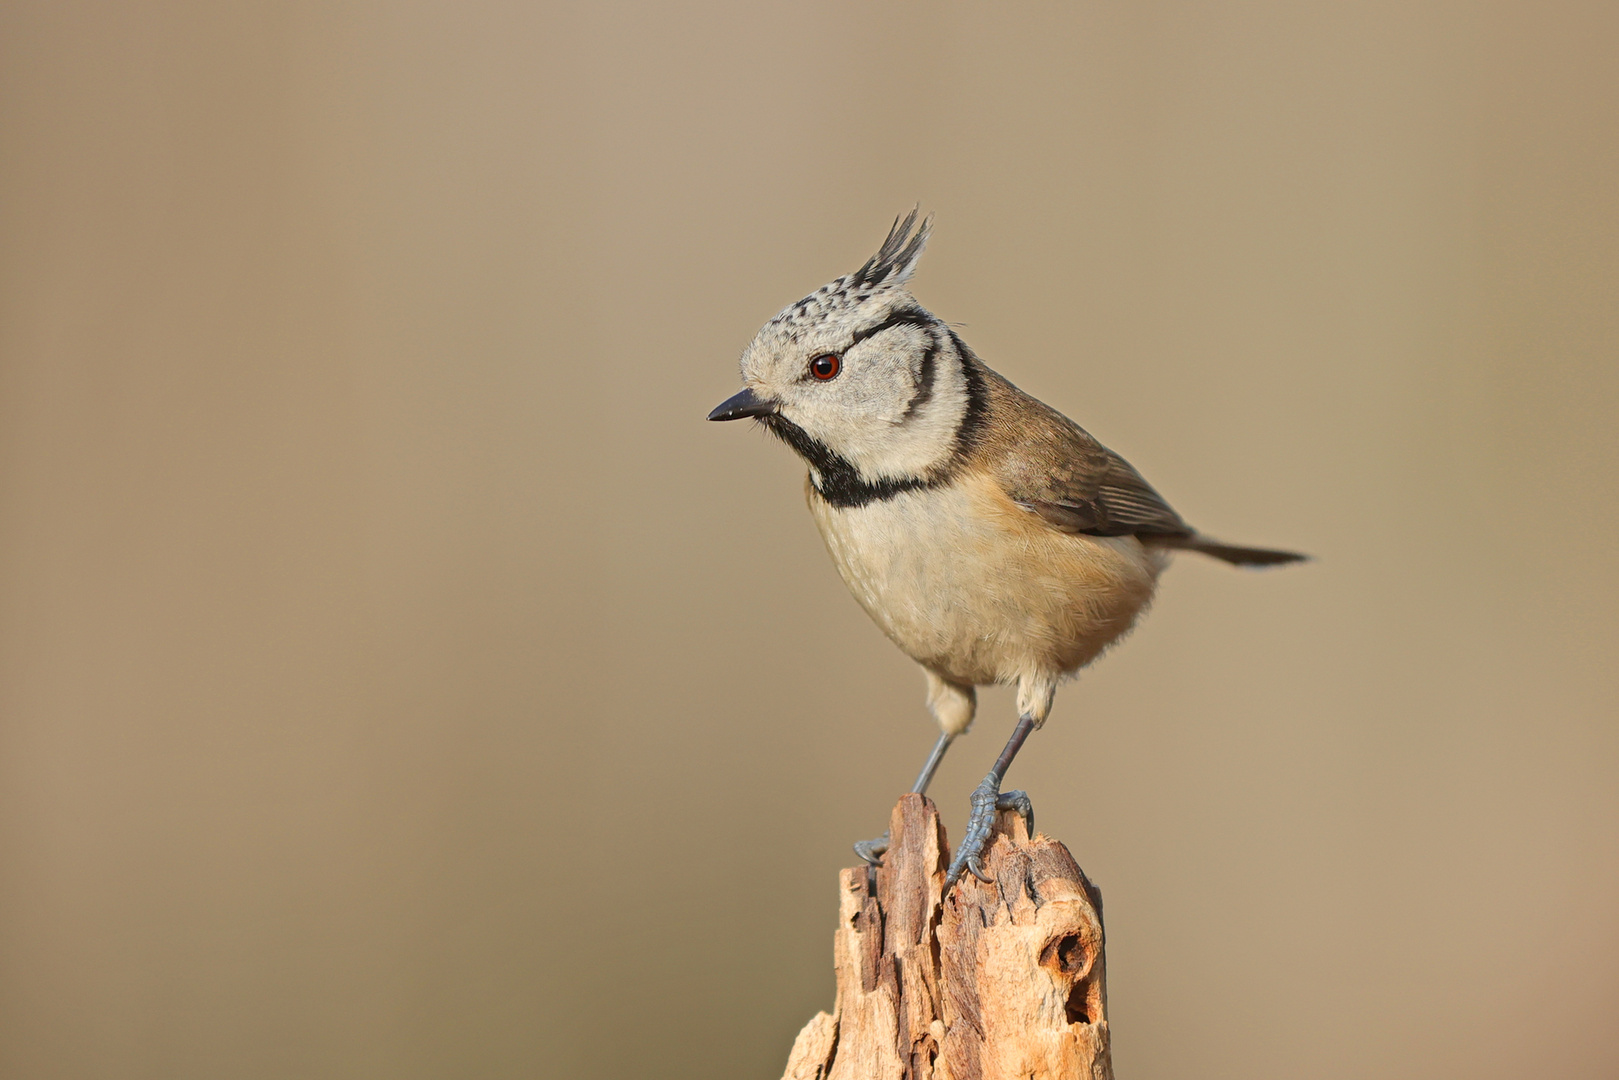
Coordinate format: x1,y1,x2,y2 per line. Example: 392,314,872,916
707,387,778,422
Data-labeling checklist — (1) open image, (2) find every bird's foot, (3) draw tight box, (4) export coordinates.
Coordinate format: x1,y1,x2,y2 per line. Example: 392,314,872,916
945,777,1034,890
853,830,890,867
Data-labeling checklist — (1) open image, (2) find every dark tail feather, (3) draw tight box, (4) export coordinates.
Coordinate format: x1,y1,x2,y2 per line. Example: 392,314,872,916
1163,535,1310,567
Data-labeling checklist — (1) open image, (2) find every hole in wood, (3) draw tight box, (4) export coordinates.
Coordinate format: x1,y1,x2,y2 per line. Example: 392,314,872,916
1040,932,1090,977
1064,978,1092,1026
1041,931,1096,1026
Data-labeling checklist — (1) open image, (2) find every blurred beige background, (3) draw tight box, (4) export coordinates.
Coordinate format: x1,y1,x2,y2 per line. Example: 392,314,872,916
2,2,1616,1077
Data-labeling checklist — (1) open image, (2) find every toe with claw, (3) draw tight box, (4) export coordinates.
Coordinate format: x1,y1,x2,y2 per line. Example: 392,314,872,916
945,777,1035,890
996,788,1034,838
853,830,890,867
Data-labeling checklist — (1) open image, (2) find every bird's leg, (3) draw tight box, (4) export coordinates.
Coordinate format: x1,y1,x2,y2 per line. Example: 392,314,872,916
945,715,1037,890
853,731,956,866
910,729,955,795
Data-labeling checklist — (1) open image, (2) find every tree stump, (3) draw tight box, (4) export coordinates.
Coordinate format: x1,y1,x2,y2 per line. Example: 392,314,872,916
781,794,1112,1080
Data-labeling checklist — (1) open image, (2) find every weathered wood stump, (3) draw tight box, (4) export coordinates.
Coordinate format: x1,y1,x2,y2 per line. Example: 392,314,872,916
781,794,1112,1080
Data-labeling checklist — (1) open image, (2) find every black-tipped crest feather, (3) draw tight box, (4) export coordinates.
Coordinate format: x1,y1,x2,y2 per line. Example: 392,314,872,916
850,208,931,288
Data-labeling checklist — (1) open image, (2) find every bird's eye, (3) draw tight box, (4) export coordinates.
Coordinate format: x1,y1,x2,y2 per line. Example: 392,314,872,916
809,354,841,381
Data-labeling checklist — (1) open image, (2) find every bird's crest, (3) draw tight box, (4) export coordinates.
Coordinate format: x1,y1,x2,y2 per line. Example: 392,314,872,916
849,208,931,289
768,210,933,335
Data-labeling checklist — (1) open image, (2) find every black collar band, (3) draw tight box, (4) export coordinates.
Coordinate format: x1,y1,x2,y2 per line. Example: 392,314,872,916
759,414,934,508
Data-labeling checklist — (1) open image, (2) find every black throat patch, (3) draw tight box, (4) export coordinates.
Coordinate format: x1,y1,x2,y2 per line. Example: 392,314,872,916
758,414,933,508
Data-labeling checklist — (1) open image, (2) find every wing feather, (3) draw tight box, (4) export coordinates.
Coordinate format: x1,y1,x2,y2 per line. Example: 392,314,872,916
987,380,1190,539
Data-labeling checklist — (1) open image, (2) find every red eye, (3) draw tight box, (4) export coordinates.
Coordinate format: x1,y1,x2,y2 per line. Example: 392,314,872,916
809,354,841,381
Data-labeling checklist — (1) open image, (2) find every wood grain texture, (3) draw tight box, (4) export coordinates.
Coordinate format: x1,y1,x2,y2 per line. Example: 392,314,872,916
782,795,1112,1080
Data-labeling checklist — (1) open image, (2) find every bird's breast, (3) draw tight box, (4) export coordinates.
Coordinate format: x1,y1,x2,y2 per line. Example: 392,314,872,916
807,469,1165,687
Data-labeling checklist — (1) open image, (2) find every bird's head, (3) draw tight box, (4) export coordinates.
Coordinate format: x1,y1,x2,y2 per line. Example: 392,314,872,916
709,211,981,500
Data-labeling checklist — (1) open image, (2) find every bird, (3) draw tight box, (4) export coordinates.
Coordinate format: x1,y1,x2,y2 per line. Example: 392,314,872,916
708,211,1306,889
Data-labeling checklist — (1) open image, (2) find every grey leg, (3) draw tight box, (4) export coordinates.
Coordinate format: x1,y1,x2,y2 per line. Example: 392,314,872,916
854,731,956,866
910,730,954,795
945,715,1037,890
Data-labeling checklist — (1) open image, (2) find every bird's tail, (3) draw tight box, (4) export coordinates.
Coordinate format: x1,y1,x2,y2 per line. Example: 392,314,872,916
1160,534,1310,567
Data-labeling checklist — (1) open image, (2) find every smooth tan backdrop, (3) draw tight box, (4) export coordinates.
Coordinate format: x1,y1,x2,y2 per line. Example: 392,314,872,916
2,3,1615,1078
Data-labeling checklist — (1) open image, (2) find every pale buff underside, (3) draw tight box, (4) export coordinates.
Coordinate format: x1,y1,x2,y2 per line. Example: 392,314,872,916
808,468,1165,710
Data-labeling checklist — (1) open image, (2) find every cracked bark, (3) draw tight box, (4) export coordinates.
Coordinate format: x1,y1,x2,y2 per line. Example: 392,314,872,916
781,794,1113,1080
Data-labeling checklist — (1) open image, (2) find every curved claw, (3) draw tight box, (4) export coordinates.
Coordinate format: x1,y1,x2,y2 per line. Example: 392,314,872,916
997,789,1034,838
946,776,1004,889
945,777,1041,891
853,830,891,867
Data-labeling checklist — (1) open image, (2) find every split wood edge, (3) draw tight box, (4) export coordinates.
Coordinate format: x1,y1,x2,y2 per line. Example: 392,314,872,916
782,794,1113,1080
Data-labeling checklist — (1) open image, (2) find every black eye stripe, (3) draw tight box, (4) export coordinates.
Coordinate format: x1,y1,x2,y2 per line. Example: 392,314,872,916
794,308,936,384
848,308,936,346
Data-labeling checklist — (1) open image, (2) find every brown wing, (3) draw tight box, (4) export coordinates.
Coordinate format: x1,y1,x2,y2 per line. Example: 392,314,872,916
1014,453,1191,537
983,379,1192,539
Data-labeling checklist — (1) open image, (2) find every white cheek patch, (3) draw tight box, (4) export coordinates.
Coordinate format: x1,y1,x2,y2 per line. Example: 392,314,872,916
745,296,973,485
842,353,968,481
